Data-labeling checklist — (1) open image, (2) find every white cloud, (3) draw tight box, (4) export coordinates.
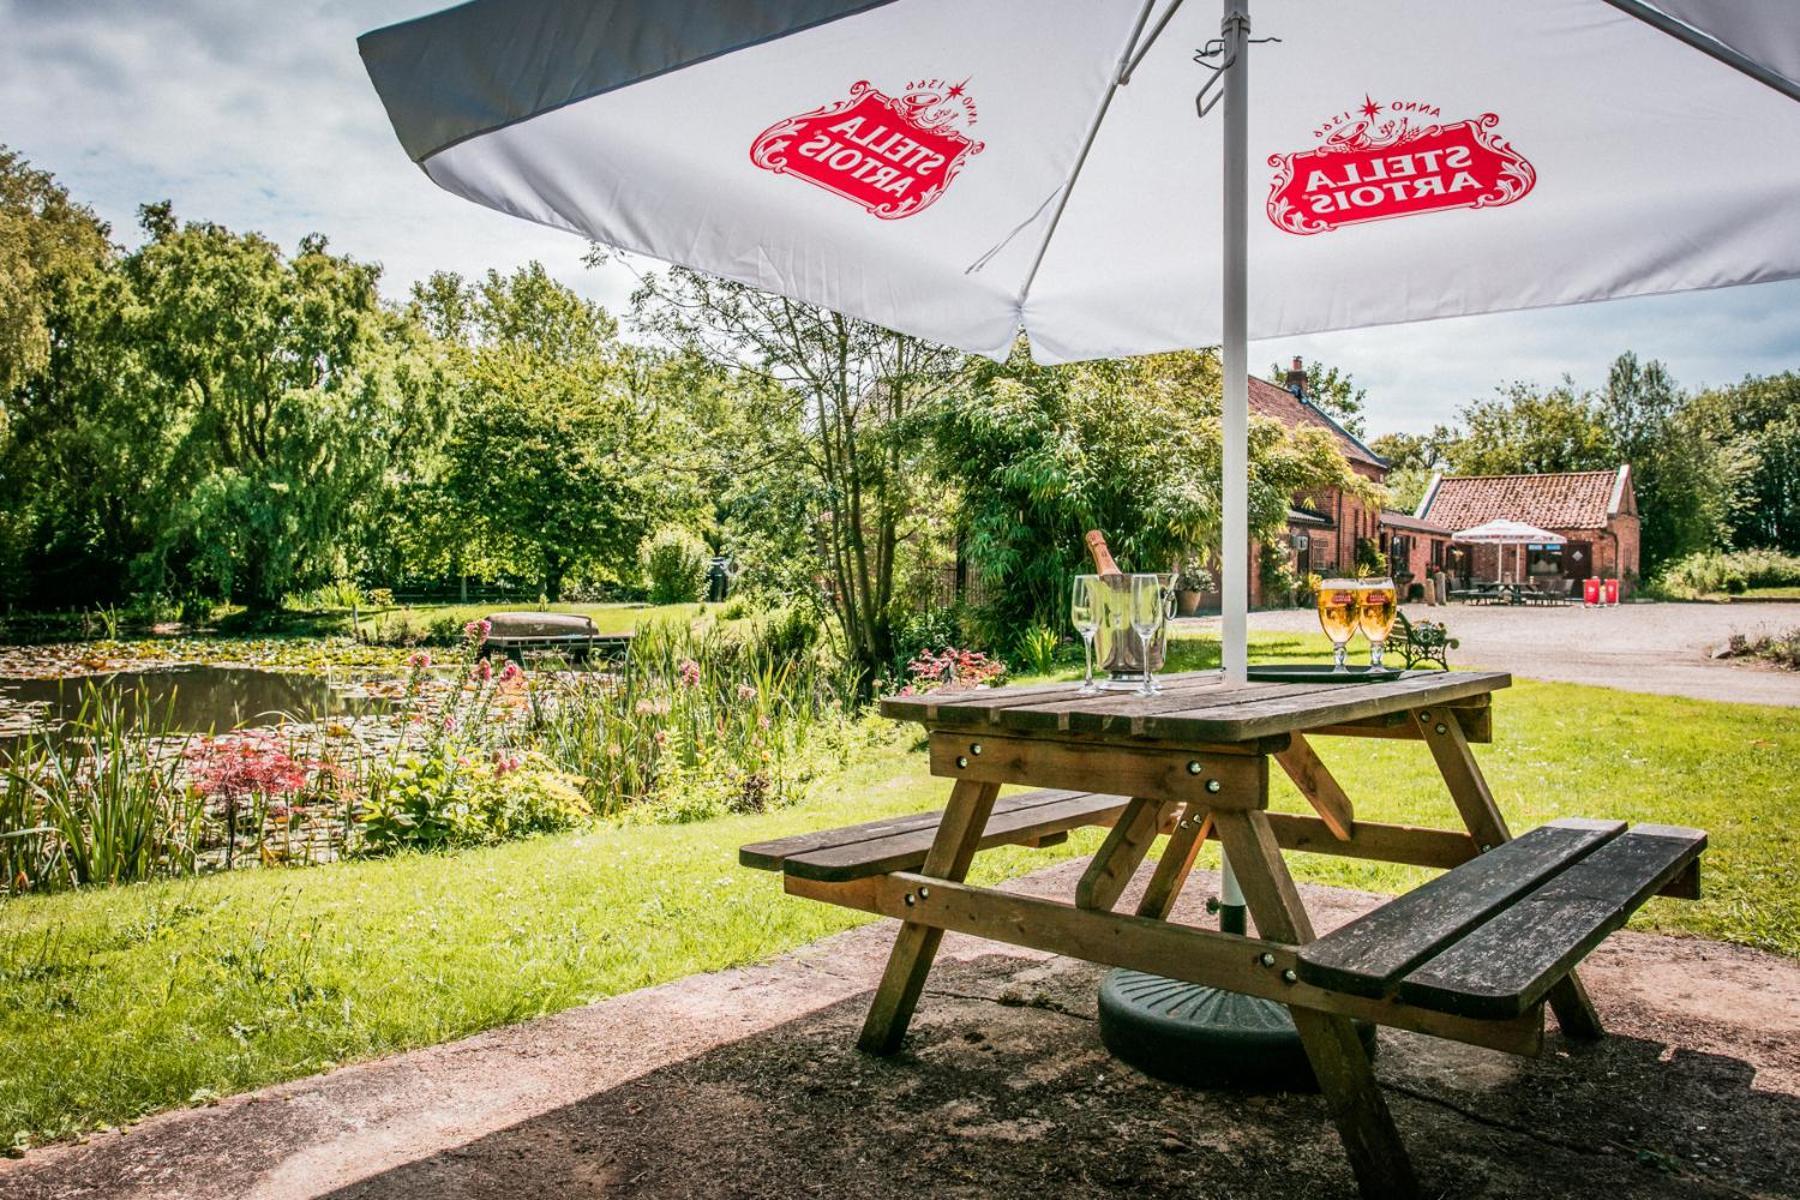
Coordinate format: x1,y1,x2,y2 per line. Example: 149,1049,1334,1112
5,0,1797,431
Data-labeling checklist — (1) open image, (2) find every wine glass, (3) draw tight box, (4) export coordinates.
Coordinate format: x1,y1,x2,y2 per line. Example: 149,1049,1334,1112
1357,577,1399,669
1316,578,1360,673
1070,574,1101,695
1130,573,1163,695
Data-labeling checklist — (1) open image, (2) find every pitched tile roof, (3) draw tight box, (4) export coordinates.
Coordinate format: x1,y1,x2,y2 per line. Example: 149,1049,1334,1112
1247,376,1387,470
1421,469,1626,532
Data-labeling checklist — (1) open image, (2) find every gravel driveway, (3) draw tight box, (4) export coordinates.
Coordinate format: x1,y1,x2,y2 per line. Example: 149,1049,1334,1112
1182,602,1800,706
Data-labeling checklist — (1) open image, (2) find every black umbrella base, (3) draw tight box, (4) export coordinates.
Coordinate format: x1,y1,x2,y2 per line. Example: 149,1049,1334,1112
1097,968,1378,1093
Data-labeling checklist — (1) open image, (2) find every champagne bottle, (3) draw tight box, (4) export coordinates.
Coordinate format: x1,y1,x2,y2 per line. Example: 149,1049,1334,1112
1084,529,1123,578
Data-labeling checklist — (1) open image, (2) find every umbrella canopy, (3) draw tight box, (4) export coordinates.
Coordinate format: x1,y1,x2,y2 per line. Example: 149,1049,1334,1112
1451,519,1567,545
360,1,1800,363
359,0,1800,679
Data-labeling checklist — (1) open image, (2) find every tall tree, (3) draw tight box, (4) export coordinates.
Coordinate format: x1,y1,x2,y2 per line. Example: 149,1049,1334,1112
1439,379,1612,476
629,263,961,679
1693,371,1800,554
126,210,448,608
430,264,693,599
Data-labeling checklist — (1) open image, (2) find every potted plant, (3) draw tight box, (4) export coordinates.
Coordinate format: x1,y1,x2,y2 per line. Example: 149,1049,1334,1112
1174,559,1212,617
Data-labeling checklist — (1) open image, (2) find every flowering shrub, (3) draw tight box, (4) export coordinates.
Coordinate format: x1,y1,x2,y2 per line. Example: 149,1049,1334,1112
185,736,314,868
896,647,1007,696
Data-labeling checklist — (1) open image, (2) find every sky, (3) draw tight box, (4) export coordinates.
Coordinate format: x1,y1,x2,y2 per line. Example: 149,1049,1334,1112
5,0,1799,436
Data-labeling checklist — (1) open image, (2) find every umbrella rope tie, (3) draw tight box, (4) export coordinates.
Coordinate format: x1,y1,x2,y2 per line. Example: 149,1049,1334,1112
1194,31,1280,120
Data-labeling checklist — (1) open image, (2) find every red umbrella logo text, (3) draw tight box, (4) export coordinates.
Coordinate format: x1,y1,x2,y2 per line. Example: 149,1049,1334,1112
1267,97,1535,235
751,79,983,220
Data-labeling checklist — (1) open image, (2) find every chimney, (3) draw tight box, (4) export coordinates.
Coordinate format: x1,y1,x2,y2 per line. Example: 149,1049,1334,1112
1285,355,1306,398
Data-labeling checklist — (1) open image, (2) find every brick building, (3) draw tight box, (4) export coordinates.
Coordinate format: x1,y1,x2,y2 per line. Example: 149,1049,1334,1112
1203,359,1401,608
1416,467,1640,594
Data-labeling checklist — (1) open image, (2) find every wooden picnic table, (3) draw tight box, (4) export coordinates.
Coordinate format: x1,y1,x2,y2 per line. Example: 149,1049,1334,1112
742,669,1705,1198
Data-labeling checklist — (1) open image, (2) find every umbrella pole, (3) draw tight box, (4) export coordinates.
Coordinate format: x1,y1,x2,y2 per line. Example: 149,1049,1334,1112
1220,0,1250,684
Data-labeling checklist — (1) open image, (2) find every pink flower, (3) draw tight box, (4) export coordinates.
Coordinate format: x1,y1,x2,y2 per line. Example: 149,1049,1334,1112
654,729,670,747
463,619,492,645
473,658,493,682
736,683,757,702
498,661,523,683
757,714,771,730
409,651,432,669
677,658,701,688
442,714,458,732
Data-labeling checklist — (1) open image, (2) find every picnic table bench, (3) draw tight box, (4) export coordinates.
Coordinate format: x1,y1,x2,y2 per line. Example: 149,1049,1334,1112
741,670,1706,1198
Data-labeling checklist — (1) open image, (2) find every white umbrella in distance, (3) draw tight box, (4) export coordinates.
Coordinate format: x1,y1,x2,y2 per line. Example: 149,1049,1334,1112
1454,518,1567,585
360,0,1800,683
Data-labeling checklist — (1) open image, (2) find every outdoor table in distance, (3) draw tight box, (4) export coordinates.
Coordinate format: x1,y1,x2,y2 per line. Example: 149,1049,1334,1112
740,670,1707,1200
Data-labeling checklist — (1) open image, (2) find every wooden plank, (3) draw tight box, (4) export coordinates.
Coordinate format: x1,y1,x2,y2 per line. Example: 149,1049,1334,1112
782,791,1130,882
1076,797,1169,911
1275,733,1354,840
1399,825,1707,1019
1137,807,1211,919
857,779,999,1054
784,872,1545,1058
740,788,1089,871
1207,812,1480,870
1131,671,1511,744
1209,809,1420,1200
997,679,1359,735
1296,819,1626,998
1310,705,1491,744
928,731,1269,809
880,672,1228,726
1416,708,1607,1039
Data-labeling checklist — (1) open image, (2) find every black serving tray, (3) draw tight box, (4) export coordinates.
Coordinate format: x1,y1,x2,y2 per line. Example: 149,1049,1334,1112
1246,664,1406,684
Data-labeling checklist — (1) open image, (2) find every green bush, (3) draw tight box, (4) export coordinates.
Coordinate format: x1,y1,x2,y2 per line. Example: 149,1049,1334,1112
356,750,589,856
891,606,966,674
1655,549,1800,598
640,528,710,604
1015,623,1061,676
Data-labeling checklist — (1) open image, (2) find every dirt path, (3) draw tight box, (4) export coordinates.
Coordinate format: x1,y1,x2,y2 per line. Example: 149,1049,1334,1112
4,859,1795,1200
1180,601,1800,706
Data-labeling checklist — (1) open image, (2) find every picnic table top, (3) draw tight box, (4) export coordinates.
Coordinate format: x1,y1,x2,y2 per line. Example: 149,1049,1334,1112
878,669,1511,745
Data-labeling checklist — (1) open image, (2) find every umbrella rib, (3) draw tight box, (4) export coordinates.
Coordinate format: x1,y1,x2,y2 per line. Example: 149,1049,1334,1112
1013,0,1162,307
1601,0,1800,103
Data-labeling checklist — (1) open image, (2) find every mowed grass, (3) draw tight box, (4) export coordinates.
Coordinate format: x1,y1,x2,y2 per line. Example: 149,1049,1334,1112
353,600,711,638
2,668,1796,1148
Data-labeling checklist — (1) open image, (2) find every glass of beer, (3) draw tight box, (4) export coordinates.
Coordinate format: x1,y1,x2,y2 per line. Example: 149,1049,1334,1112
1357,577,1400,669
1316,578,1361,672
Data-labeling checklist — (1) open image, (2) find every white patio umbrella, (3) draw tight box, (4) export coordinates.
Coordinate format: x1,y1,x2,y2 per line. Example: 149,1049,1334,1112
1453,518,1567,585
359,0,1800,682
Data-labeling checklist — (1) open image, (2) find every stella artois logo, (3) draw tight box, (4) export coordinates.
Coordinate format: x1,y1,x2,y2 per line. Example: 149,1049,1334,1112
750,78,982,219
1267,96,1535,235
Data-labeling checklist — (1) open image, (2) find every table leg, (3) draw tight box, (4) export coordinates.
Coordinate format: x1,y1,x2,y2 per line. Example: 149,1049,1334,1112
1135,806,1212,920
1076,796,1169,912
1212,809,1420,1200
857,778,1000,1055
1413,709,1605,1040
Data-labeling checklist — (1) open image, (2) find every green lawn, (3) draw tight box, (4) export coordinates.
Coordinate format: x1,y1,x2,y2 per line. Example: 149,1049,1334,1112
2,671,1796,1150
352,600,713,640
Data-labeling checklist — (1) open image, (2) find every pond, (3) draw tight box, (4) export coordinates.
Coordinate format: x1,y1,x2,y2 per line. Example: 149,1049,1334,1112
0,665,392,745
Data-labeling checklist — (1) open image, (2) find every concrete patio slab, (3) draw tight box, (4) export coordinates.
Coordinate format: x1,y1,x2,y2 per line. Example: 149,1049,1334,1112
3,859,1795,1200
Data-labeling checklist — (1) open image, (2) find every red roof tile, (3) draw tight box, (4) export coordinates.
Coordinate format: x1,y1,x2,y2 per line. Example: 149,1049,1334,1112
1421,469,1626,532
1247,376,1386,470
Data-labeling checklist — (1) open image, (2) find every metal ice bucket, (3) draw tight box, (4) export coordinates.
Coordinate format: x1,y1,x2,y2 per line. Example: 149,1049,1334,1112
1094,574,1170,688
